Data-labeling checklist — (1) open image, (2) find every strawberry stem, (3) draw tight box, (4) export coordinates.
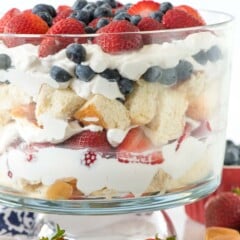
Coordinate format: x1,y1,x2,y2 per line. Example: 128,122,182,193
232,187,240,195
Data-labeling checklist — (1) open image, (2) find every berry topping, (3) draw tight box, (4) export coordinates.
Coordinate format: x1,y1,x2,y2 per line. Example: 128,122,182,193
130,15,141,25
127,0,160,18
113,12,132,21
175,60,193,82
96,17,111,29
75,64,96,82
32,4,57,18
205,191,240,230
53,8,73,24
94,6,113,18
137,17,164,31
160,68,178,85
100,68,121,82
66,43,87,64
0,54,12,70
117,77,134,95
95,20,143,54
159,2,173,14
50,66,73,82
38,18,86,57
36,11,53,27
150,11,164,22
224,140,240,166
72,0,88,11
162,8,205,29
207,45,222,62
62,130,112,153
0,8,21,33
192,50,208,65
142,66,162,83
70,9,91,25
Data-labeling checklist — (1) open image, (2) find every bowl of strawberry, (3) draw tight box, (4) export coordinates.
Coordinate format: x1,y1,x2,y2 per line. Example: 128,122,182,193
185,140,240,225
0,0,235,215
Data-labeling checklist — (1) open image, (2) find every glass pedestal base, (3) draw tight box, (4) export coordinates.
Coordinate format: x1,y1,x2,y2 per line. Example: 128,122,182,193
36,211,177,240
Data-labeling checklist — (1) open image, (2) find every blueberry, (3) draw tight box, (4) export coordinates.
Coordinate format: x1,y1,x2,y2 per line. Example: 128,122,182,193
94,6,113,18
36,11,53,27
75,64,95,82
72,0,88,10
104,0,117,8
150,11,163,22
176,60,193,82
160,68,178,85
0,54,11,70
96,1,105,7
32,4,56,17
130,15,141,25
224,140,240,165
100,68,121,82
160,2,173,13
113,12,131,21
142,66,162,83
192,50,208,65
124,3,133,9
82,3,97,19
118,78,134,95
85,26,96,33
96,18,111,29
66,43,87,64
207,45,222,62
50,66,72,82
70,9,91,24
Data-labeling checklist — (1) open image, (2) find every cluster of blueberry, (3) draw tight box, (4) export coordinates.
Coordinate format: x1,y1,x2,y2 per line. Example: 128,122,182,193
50,43,135,97
224,140,240,166
193,45,222,65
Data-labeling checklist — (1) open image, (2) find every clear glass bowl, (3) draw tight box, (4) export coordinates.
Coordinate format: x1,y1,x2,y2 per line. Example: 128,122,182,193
0,10,234,215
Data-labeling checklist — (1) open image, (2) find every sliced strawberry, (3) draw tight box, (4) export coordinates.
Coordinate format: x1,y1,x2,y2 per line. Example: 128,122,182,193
94,20,143,54
0,8,21,33
61,130,112,153
175,5,205,25
53,8,73,24
3,12,49,47
162,8,205,29
117,127,163,165
38,18,86,57
127,0,160,17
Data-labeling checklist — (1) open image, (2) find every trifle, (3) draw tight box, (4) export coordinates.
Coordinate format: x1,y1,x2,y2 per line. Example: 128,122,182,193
0,0,234,204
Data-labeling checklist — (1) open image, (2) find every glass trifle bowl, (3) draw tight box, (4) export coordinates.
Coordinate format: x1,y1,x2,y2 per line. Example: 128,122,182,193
0,1,235,238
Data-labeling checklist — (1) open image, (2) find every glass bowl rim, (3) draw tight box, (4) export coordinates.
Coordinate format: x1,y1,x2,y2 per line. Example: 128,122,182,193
0,9,234,38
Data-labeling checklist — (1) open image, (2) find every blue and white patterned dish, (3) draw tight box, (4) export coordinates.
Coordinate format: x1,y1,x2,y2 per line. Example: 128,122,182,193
0,206,36,236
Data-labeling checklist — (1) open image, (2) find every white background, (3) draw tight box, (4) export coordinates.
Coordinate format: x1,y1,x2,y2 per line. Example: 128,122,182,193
1,1,240,239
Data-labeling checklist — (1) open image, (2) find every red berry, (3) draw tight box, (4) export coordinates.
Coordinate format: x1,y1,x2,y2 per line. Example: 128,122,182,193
127,1,160,17
205,191,240,230
175,5,205,25
0,8,21,33
62,130,112,153
38,18,86,57
82,151,97,167
56,5,71,13
88,17,112,29
117,127,163,165
3,12,49,47
94,20,143,54
162,8,205,29
53,8,73,24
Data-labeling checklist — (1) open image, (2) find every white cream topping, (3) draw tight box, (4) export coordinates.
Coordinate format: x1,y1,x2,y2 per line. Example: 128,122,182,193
107,128,131,147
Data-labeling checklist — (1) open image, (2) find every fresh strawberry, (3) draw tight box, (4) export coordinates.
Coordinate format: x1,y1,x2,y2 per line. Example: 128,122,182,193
56,5,71,13
117,127,163,165
38,18,86,57
53,8,73,24
162,8,205,29
205,190,240,230
88,17,112,29
61,130,112,153
94,20,143,54
127,0,160,17
3,12,49,47
0,8,21,33
175,5,205,25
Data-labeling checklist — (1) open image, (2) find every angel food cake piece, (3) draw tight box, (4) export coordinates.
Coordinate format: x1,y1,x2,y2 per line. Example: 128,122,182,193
0,0,228,200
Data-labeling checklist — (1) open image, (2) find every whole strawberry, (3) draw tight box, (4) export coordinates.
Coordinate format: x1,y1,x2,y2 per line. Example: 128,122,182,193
205,190,240,230
94,20,143,54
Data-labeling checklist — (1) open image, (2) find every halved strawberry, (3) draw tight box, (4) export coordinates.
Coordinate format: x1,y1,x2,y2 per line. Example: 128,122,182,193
127,0,160,17
162,8,205,29
0,8,21,33
117,127,163,165
175,5,205,25
38,18,86,57
94,20,143,54
60,130,112,153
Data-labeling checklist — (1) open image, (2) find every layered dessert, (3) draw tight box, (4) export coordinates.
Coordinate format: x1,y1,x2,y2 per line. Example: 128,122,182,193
0,0,231,200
